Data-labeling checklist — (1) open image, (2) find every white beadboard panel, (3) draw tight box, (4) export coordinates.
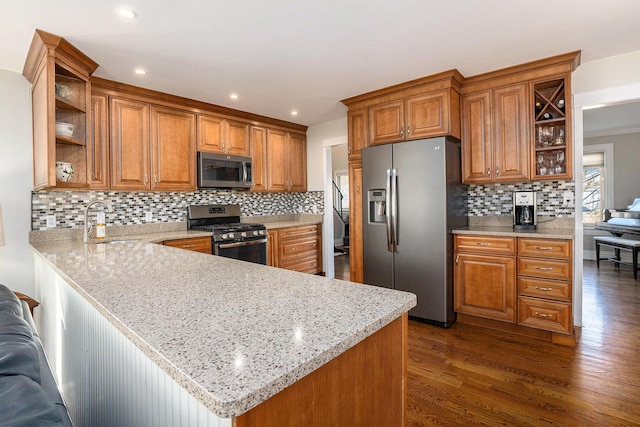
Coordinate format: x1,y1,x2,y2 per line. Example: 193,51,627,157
33,254,232,427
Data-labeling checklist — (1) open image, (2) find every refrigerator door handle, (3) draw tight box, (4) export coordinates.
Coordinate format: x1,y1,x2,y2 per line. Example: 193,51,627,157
386,169,393,252
391,168,399,253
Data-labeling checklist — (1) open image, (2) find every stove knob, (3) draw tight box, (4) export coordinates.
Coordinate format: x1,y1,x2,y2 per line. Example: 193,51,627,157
228,233,235,239
222,234,228,240
252,231,259,236
258,230,265,236
241,232,247,237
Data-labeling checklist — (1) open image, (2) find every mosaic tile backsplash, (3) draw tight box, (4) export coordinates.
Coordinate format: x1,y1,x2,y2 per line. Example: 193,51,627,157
32,190,324,230
32,180,573,230
467,180,575,217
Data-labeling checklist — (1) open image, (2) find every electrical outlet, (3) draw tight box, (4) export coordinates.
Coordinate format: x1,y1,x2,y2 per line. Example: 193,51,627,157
145,211,153,222
563,191,573,205
46,215,56,228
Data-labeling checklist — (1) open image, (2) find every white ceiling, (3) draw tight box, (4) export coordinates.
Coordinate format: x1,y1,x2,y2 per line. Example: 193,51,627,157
583,101,640,138
2,1,640,126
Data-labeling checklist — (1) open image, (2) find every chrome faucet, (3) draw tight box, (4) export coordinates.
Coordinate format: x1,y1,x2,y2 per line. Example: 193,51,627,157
83,200,114,243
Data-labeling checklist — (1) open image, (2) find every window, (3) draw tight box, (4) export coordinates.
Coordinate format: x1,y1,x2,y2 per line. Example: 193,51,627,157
582,144,614,226
334,171,349,210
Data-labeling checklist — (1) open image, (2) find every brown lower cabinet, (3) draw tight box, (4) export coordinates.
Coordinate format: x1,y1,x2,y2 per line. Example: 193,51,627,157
163,236,212,254
269,224,322,274
454,234,573,341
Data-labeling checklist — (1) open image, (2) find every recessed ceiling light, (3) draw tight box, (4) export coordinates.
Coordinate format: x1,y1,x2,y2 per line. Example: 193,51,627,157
230,93,239,100
117,8,137,19
291,110,299,116
134,68,146,75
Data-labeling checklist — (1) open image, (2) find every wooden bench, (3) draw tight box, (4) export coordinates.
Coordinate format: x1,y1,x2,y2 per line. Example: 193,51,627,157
594,235,640,280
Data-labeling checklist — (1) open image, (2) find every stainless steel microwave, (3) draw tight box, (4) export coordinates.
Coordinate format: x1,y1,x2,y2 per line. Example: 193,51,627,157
197,152,252,189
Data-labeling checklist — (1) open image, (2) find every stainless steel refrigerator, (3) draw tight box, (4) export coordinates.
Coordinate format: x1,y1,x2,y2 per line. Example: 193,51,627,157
362,137,467,326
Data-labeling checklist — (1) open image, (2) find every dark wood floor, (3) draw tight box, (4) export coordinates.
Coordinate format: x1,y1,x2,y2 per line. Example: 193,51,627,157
334,252,350,280
406,260,640,426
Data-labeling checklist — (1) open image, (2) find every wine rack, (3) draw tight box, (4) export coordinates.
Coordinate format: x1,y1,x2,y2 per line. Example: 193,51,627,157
532,78,571,180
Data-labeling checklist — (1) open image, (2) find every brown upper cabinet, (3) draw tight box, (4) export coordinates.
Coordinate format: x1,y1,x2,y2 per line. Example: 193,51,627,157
250,126,268,191
22,29,99,190
342,70,463,148
266,129,307,192
109,97,196,191
369,89,460,145
460,51,580,184
347,109,368,161
530,76,573,180
88,93,109,189
197,114,250,156
461,82,529,183
89,77,306,192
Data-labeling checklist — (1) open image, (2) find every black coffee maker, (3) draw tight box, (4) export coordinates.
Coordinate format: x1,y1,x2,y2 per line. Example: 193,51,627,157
513,191,536,230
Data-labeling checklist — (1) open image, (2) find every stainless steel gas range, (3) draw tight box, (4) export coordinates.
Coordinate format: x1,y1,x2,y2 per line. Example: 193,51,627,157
186,204,268,265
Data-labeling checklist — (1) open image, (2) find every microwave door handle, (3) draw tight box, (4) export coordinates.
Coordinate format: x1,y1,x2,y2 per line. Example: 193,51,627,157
386,169,393,252
217,238,268,249
242,162,248,183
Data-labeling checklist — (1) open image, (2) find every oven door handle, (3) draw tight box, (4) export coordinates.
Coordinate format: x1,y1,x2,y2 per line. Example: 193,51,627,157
217,238,268,249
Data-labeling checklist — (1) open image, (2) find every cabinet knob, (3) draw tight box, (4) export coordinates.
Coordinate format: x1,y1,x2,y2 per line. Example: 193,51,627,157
400,128,404,137
407,126,411,135
534,286,554,292
144,174,148,185
496,166,500,177
487,168,491,177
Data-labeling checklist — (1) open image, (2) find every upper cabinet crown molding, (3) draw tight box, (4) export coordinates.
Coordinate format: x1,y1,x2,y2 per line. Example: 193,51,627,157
460,51,581,94
91,77,307,134
23,29,98,83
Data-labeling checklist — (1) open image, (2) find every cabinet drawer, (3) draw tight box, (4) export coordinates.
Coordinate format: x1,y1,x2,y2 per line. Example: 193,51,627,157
518,238,571,260
279,239,319,262
164,237,212,254
518,258,571,281
454,235,516,255
518,277,571,301
518,296,571,334
281,256,320,274
278,225,319,242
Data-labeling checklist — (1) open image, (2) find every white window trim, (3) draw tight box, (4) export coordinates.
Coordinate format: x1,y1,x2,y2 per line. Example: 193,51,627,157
582,142,614,228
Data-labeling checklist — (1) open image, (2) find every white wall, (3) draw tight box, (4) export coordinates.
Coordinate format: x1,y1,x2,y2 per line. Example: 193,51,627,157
306,117,347,191
571,49,640,327
0,69,34,294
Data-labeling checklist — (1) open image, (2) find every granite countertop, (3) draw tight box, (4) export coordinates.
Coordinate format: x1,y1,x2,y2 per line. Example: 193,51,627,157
241,213,323,230
30,237,415,418
452,215,575,240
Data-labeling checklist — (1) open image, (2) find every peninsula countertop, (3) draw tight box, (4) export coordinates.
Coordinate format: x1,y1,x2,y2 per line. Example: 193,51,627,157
30,237,416,418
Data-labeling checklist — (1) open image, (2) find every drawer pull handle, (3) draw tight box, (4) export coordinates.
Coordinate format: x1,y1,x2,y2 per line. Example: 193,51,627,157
535,267,553,271
475,242,491,247
534,286,554,292
534,312,553,318
535,247,553,251
182,244,196,248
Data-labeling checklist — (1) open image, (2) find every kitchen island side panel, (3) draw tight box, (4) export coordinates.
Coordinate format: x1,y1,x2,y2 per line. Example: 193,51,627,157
33,254,232,427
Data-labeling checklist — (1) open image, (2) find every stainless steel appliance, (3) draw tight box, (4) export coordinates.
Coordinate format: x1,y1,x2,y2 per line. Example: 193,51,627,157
186,204,268,264
362,137,467,326
197,152,252,189
513,191,537,230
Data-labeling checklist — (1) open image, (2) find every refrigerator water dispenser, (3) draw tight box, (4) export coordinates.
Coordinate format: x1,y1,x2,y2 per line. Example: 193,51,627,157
368,189,386,224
